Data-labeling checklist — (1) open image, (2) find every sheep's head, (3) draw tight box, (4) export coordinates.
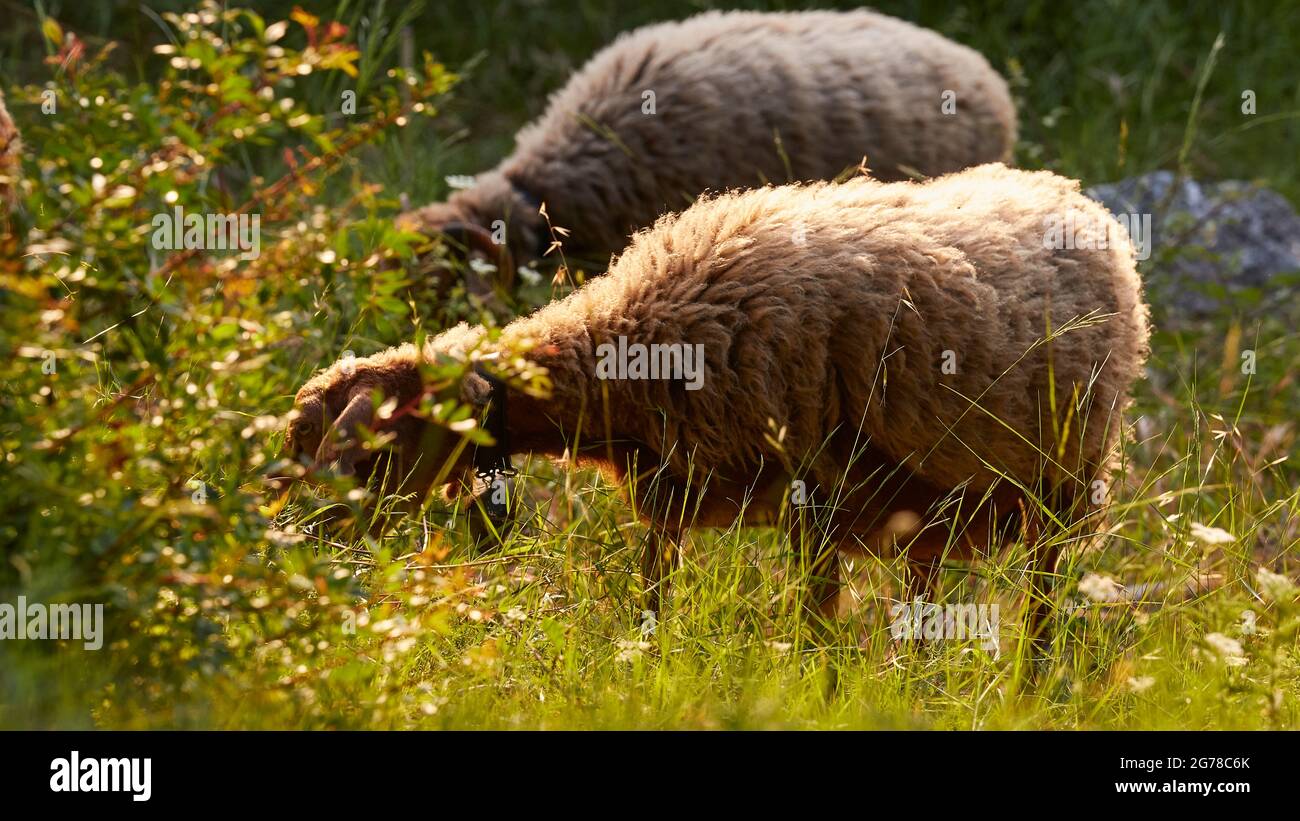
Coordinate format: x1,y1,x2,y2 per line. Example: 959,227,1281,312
395,203,515,297
285,330,502,522
289,346,447,500
395,170,554,298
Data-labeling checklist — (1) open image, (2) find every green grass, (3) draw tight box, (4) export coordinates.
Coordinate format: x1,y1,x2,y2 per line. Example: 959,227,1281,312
0,0,1297,729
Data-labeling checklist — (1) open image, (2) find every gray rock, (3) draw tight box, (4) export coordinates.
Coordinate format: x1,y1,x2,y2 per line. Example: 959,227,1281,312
1086,171,1300,319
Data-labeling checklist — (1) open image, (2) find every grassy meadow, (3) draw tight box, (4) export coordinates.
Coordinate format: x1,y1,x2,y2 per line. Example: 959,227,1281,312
0,0,1297,729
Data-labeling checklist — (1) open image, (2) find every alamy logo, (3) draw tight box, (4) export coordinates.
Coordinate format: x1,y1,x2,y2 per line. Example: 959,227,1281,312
0,596,103,650
50,751,151,802
150,205,261,260
595,335,705,391
889,600,1000,656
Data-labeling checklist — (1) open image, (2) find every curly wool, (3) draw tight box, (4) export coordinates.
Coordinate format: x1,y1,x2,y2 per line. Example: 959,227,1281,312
474,163,1149,517
400,8,1017,266
295,164,1147,560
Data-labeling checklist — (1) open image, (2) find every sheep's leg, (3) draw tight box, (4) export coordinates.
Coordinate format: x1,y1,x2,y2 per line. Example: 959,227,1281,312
893,515,980,652
1021,506,1059,659
904,556,942,604
889,550,944,655
1026,543,1060,655
800,547,841,646
807,550,842,698
808,548,841,622
639,527,678,620
787,518,841,643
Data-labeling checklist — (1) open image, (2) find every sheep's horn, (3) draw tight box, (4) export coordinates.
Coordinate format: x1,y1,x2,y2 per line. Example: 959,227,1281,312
439,221,515,290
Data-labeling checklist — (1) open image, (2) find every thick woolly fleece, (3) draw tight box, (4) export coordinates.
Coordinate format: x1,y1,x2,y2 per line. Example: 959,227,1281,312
485,163,1148,505
399,9,1017,267
298,165,1149,540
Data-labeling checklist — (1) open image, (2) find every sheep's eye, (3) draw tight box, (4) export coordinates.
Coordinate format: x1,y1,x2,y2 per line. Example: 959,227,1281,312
291,418,317,441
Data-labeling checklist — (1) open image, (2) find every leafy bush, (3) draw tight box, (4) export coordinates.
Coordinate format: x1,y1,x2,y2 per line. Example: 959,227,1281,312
0,2,482,727
1,1,1296,729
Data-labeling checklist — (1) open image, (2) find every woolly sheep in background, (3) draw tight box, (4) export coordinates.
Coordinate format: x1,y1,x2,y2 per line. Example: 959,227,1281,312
399,8,1018,287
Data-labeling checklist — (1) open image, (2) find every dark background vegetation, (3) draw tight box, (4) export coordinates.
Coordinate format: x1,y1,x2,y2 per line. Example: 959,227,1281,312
1,1,1296,729
5,0,1297,203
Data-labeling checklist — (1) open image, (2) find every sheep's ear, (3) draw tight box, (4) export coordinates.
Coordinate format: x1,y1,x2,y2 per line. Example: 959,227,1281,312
318,389,374,476
461,369,493,408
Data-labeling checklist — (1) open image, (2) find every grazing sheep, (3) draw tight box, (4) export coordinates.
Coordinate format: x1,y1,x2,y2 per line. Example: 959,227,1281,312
398,8,1017,285
291,164,1148,642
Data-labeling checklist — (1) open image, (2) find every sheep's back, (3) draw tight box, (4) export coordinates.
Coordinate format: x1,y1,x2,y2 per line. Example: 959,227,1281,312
502,9,1017,256
549,165,1148,503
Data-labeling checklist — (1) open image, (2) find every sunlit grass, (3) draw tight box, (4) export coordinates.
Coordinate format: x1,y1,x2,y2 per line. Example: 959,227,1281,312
243,310,1297,731
0,0,1297,729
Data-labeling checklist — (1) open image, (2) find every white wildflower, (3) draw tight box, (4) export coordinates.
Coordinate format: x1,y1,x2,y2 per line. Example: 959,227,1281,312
614,639,651,663
1239,609,1258,636
1256,567,1296,602
1079,572,1123,603
1204,632,1247,667
1189,523,1235,545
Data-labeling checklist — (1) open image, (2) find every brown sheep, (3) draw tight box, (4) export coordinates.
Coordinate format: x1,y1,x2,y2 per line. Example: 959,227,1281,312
290,164,1149,644
398,8,1018,287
